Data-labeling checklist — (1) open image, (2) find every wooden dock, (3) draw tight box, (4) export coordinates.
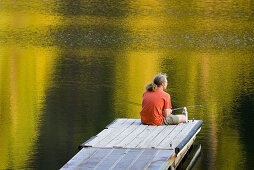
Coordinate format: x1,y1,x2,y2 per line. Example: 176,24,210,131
61,118,203,170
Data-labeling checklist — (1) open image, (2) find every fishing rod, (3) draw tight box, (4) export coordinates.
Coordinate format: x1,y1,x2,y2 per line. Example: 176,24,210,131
172,104,216,111
173,104,216,123
118,99,215,123
118,99,215,111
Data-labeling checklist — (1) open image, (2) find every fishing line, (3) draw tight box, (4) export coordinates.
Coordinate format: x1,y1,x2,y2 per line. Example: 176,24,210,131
116,99,215,110
172,104,216,111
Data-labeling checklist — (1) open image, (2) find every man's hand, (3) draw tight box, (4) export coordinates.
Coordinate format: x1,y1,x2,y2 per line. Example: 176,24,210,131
163,109,172,118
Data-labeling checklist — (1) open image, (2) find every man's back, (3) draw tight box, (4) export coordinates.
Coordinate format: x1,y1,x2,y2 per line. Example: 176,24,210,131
140,88,171,125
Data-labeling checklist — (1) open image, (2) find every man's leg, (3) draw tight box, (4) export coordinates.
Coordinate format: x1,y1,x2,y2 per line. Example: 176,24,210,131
176,115,186,123
162,115,179,125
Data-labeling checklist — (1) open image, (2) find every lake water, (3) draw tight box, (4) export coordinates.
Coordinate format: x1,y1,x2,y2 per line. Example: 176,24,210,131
0,1,253,169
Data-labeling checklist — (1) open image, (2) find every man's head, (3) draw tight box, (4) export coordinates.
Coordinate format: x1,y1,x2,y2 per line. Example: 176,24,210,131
154,73,167,89
145,73,168,91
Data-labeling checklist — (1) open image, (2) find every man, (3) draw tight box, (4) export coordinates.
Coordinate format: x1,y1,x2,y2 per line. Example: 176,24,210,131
140,73,186,125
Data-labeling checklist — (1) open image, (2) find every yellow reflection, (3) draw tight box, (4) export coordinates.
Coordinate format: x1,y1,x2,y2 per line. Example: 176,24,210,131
0,14,61,28
195,1,253,32
124,0,169,30
114,0,252,168
114,51,161,118
0,0,252,169
184,50,252,168
113,0,171,118
0,1,61,28
0,46,57,169
204,51,250,168
0,3,59,168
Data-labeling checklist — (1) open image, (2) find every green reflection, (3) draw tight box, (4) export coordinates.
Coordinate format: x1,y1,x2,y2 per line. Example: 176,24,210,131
35,49,118,168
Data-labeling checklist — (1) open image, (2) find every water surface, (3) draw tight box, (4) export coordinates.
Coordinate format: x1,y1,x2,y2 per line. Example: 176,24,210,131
0,1,253,169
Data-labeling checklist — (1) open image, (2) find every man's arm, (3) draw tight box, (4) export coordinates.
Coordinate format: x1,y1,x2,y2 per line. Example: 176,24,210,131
163,109,172,117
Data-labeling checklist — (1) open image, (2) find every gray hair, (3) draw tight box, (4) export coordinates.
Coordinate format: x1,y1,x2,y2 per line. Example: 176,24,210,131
145,73,167,91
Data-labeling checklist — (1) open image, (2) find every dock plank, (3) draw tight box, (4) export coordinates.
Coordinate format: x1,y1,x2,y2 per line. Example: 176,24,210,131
63,118,203,170
171,121,199,148
174,121,203,153
148,125,177,148
94,148,126,170
78,148,112,169
93,119,137,147
136,125,167,148
61,148,98,169
62,148,175,170
84,119,129,147
83,129,111,147
148,149,174,170
114,124,148,148
129,149,158,169
157,123,187,149
105,118,128,129
106,120,142,147
125,125,157,148
112,149,143,169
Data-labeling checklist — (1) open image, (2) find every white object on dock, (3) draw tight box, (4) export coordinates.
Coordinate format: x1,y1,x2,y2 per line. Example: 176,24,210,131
183,107,188,123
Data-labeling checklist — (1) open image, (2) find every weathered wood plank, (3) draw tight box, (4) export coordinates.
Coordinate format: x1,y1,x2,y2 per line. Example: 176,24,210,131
96,119,130,137
93,119,137,147
107,119,140,129
79,136,96,149
147,149,174,170
94,148,127,170
171,121,200,149
83,119,129,147
105,118,128,129
112,149,143,169
83,129,110,147
174,129,199,168
148,125,177,148
62,148,175,170
114,124,148,148
125,125,157,148
129,149,158,169
77,148,112,169
64,118,204,170
174,121,203,153
157,123,187,149
106,120,142,147
136,126,168,148
61,148,98,169
82,119,202,150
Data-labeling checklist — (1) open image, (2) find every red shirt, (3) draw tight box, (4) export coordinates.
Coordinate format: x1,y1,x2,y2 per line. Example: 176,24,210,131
140,88,172,125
